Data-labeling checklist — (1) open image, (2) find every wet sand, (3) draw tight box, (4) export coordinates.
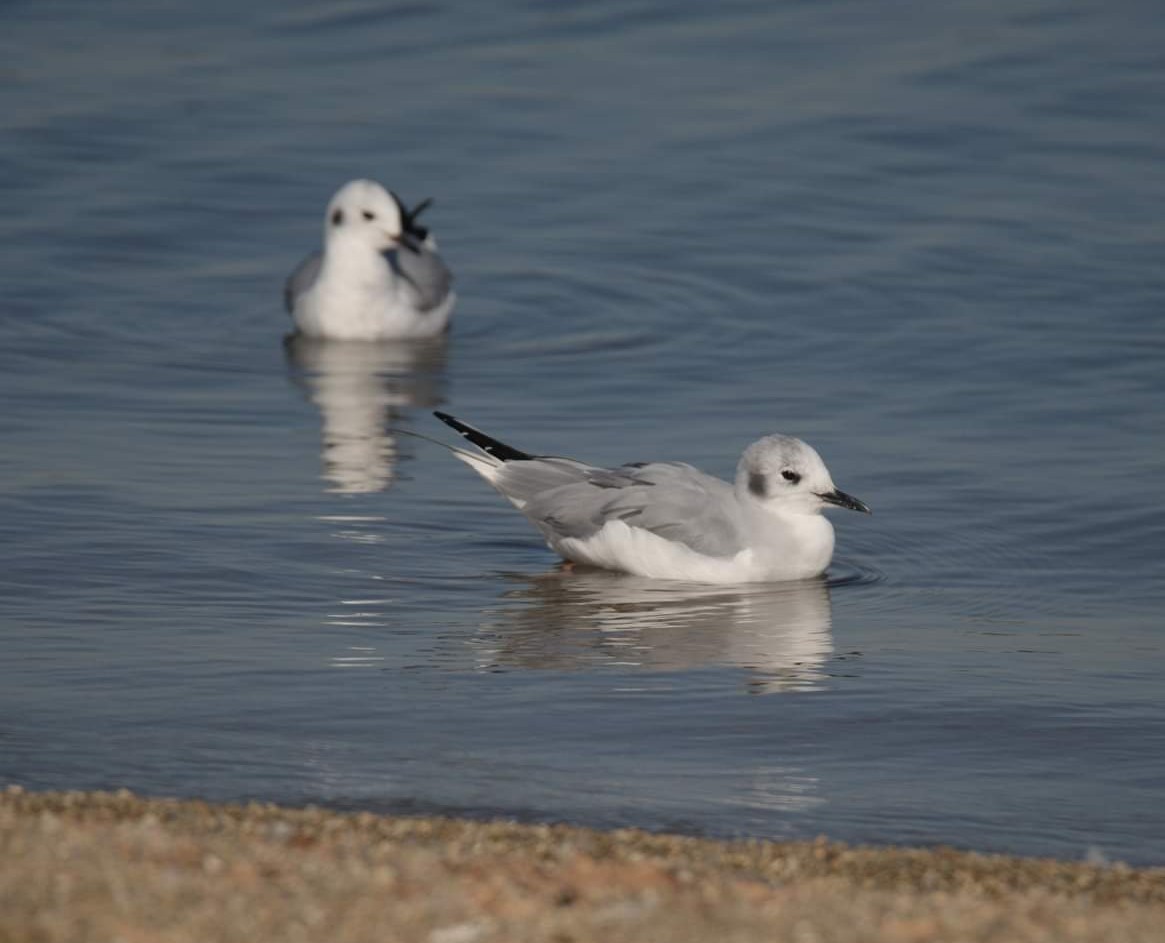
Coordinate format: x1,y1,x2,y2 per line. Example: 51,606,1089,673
4,787,1164,943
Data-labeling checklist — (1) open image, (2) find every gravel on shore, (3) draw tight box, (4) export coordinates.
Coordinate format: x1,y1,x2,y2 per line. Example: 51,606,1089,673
4,786,1164,943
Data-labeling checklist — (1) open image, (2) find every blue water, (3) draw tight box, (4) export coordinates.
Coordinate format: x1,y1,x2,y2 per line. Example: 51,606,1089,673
3,0,1165,865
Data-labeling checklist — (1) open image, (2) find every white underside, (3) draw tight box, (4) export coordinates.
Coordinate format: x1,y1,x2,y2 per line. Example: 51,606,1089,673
293,278,455,341
554,519,832,584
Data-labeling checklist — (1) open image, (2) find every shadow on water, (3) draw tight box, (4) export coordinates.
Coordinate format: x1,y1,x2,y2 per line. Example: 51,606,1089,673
824,559,884,589
284,334,448,494
474,569,838,693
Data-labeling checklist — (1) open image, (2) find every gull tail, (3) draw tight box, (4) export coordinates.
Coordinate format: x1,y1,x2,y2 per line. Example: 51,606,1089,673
433,412,534,462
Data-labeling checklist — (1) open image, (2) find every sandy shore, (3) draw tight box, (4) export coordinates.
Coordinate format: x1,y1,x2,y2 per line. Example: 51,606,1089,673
4,787,1164,943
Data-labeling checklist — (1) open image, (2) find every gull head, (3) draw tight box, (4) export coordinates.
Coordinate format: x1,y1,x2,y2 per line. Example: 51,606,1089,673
736,435,870,517
322,179,419,253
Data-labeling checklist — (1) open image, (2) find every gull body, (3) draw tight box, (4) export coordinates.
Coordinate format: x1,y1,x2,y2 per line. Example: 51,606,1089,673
433,412,869,584
286,179,455,340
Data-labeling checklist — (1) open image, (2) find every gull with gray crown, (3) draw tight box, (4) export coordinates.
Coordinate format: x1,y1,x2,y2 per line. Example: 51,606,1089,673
285,179,455,340
432,412,870,584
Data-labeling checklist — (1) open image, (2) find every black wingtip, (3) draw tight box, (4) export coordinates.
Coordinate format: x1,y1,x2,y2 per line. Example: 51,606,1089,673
408,197,433,220
434,411,533,462
389,190,433,242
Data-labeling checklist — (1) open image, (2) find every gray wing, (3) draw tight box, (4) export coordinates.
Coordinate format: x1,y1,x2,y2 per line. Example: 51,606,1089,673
284,250,322,313
515,460,747,558
384,242,453,313
490,456,597,507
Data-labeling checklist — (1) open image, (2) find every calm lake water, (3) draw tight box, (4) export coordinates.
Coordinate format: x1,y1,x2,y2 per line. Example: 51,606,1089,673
3,0,1165,865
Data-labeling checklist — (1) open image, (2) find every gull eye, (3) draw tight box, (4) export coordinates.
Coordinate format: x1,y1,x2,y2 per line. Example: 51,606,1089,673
362,210,375,221
781,469,801,484
331,209,344,226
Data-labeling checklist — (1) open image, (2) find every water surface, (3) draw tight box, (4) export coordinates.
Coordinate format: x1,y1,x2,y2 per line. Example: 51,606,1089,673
2,0,1165,865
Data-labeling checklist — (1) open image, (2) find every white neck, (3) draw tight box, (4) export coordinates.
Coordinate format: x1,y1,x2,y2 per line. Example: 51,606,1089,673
746,501,836,580
322,236,393,285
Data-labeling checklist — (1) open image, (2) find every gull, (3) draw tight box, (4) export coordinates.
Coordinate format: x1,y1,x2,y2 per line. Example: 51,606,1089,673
432,412,870,584
285,179,455,340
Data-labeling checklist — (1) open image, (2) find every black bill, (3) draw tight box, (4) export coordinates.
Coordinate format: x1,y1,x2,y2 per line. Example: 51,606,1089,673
818,488,871,514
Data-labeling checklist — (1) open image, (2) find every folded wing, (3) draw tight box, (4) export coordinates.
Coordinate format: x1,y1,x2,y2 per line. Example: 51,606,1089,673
385,243,453,313
284,250,322,313
517,460,746,558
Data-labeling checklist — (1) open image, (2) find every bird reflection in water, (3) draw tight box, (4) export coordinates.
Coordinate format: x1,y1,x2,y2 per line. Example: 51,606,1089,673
476,569,834,693
285,334,448,494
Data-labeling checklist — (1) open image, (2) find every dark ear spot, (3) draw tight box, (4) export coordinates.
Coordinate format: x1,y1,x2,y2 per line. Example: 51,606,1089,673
748,472,767,498
331,208,344,226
